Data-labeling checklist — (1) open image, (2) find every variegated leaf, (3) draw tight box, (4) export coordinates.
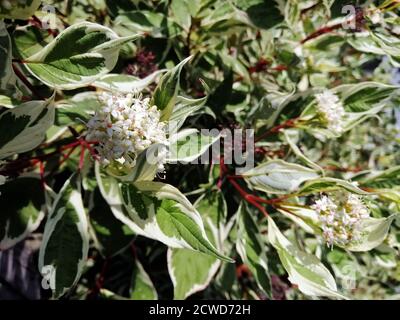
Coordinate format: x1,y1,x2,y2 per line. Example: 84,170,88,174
92,70,166,93
168,192,227,299
0,0,41,20
0,97,55,159
0,176,46,250
236,204,272,297
344,216,395,252
268,217,347,299
242,160,319,194
23,22,141,90
130,259,158,300
96,165,233,262
119,181,233,262
167,129,220,164
38,174,89,298
151,56,192,121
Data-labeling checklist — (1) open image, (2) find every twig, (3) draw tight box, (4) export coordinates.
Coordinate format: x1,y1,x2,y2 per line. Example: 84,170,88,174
255,118,298,143
220,156,269,217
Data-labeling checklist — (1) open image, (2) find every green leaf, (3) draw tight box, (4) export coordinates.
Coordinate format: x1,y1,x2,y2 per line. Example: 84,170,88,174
23,22,141,90
12,25,55,59
277,204,320,235
99,288,128,300
0,0,41,19
95,163,148,237
114,11,182,38
105,143,164,182
249,88,296,128
326,248,362,283
0,97,55,159
298,177,371,195
284,0,300,29
0,94,17,108
283,130,324,173
38,174,89,298
92,70,166,93
55,92,102,126
234,0,284,30
200,2,248,33
130,259,158,300
0,176,45,250
370,31,400,66
359,166,400,189
0,22,14,94
347,33,386,56
167,129,220,164
242,160,319,194
344,216,395,252
96,164,232,262
335,82,398,113
89,188,135,258
347,30,400,67
268,216,347,299
168,192,227,299
119,181,233,262
169,94,208,133
236,204,272,297
151,56,192,121
168,248,220,300
171,0,192,32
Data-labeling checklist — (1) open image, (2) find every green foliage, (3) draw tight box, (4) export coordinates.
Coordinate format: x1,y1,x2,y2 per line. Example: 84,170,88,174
0,0,399,301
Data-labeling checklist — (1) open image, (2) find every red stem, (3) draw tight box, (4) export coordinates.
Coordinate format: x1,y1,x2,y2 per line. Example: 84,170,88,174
300,7,366,44
220,156,269,217
87,259,109,299
300,24,342,44
38,161,45,189
78,145,86,171
255,118,298,143
58,145,79,167
227,176,269,217
0,139,98,176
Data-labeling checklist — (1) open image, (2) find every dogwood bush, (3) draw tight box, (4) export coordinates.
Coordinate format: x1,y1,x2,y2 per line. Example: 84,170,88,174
0,0,399,300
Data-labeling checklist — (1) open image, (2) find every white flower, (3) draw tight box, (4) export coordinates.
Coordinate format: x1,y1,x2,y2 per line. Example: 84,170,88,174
315,90,345,134
86,92,168,172
311,191,370,247
369,10,382,25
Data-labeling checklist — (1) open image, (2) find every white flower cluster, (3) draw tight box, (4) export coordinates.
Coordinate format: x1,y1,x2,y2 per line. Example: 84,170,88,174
312,192,370,247
86,92,168,172
315,90,345,134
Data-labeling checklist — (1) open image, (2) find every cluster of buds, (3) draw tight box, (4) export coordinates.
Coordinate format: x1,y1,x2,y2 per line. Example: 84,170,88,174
125,49,158,79
86,92,168,172
315,90,345,135
311,191,370,247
